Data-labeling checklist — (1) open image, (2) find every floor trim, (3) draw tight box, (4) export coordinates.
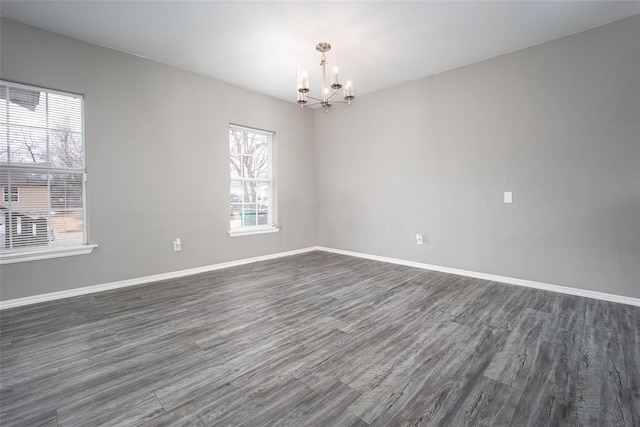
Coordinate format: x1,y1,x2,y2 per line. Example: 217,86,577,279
0,247,317,310
2,245,638,309
316,246,640,307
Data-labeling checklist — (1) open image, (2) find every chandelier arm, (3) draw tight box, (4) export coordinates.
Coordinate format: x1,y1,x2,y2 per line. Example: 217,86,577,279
306,100,352,108
302,100,323,107
296,42,354,110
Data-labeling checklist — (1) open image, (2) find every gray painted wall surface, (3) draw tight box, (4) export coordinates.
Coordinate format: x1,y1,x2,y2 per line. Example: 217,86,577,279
315,15,640,298
0,18,316,300
1,16,638,301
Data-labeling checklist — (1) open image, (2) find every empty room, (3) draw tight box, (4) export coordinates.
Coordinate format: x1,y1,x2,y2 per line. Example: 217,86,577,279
0,1,639,425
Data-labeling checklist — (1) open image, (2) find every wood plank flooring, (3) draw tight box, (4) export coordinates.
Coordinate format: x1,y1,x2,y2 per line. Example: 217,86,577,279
1,251,638,426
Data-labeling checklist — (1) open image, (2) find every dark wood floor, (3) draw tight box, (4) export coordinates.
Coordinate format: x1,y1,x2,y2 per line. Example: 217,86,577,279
1,251,638,426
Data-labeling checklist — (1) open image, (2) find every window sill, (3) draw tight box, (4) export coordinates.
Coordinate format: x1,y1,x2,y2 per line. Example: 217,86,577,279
0,244,98,265
227,225,280,237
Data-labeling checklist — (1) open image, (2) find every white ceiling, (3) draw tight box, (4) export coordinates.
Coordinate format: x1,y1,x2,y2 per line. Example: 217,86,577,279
2,1,639,104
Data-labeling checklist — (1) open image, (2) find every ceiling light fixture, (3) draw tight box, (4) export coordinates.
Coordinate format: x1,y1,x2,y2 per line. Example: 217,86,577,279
297,42,354,112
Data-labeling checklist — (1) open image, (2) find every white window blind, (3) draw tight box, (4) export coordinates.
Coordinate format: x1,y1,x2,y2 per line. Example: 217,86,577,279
229,124,275,232
0,80,86,254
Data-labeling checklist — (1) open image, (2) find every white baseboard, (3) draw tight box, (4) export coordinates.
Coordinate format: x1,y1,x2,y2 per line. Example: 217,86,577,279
2,245,638,309
0,247,317,310
316,246,640,307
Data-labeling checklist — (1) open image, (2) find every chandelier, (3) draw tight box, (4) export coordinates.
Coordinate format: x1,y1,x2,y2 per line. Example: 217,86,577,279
296,42,355,112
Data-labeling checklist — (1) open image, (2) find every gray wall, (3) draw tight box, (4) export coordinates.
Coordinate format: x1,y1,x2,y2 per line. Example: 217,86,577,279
1,15,638,302
315,15,640,298
0,18,316,300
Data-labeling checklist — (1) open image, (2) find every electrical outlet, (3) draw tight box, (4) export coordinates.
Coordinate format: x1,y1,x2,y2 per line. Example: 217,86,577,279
416,233,423,246
173,238,181,251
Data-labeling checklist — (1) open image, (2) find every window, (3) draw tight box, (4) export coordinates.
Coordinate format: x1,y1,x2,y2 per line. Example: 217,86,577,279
0,80,93,261
3,186,18,202
228,124,277,236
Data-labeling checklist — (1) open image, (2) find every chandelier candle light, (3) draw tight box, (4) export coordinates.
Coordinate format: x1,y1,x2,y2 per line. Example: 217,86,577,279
297,42,355,112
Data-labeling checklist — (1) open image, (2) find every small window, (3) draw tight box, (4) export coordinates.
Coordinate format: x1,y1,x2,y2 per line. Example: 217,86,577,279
3,186,18,202
0,80,87,255
229,124,276,235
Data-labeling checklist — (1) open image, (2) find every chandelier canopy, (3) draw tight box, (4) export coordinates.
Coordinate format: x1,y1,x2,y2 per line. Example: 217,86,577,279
297,42,354,112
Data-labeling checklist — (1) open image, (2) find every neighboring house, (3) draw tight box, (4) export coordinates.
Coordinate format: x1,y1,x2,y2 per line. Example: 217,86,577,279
0,174,51,249
1,184,48,210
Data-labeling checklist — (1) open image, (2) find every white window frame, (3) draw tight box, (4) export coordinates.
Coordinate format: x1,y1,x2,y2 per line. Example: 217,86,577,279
0,80,97,264
228,124,279,237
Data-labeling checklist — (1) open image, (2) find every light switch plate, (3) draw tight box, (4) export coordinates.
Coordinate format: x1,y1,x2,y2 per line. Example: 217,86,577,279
504,192,513,204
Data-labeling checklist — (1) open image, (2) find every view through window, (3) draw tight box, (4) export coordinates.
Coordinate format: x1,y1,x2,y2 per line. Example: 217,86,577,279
229,125,274,231
0,80,86,253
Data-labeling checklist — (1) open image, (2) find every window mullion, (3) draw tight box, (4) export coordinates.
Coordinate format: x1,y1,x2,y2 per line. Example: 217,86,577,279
7,172,13,249
4,85,10,164
45,92,50,166
0,164,84,174
45,92,52,244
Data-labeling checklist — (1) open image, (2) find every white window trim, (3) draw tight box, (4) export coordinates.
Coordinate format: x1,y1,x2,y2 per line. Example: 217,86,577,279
0,244,97,265
227,224,280,237
228,124,277,234
1,80,93,261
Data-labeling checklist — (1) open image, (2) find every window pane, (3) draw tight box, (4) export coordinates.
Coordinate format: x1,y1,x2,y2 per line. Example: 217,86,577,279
240,153,254,177
229,179,272,230
8,125,48,165
230,180,243,229
0,169,48,251
5,86,45,129
0,87,6,124
0,169,84,252
230,180,243,200
49,129,83,169
229,153,241,178
50,211,84,248
243,180,257,204
48,93,83,134
1,85,83,168
2,85,47,165
229,125,273,230
229,128,269,179
256,181,270,225
0,123,7,163
0,81,85,253
252,138,269,179
229,129,243,178
50,173,84,210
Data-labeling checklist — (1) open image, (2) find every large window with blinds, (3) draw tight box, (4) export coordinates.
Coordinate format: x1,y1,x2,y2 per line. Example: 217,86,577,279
228,124,277,235
0,80,87,258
